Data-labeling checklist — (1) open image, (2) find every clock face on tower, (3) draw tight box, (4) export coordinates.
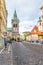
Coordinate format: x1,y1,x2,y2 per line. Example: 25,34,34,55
13,24,18,32
13,27,18,33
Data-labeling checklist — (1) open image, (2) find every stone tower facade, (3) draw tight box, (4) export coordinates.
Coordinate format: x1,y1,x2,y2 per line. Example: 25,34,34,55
12,10,19,39
38,5,43,40
38,5,43,32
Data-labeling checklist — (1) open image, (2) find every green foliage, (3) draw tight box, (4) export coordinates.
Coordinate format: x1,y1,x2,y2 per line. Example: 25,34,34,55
9,37,14,41
23,33,29,41
14,38,16,41
17,37,20,41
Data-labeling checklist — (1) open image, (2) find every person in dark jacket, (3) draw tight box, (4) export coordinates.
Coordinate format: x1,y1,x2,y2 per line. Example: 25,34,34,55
4,36,7,48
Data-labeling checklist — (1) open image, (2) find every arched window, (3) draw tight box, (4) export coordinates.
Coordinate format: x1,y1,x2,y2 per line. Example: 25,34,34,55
13,24,17,27
13,24,15,27
40,22,41,25
16,24,17,27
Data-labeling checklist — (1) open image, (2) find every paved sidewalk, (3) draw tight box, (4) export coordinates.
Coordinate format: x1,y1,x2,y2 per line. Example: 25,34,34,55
0,44,13,65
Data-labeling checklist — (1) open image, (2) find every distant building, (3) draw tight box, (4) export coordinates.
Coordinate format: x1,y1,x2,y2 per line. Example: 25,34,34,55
31,26,38,40
22,5,43,41
12,10,20,39
7,28,12,37
31,5,43,40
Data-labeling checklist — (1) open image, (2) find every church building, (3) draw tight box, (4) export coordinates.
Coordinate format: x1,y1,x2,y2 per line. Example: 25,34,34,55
38,5,43,40
12,10,20,40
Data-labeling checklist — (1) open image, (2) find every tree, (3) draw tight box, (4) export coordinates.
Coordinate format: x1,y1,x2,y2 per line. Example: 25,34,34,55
23,33,29,41
17,37,20,41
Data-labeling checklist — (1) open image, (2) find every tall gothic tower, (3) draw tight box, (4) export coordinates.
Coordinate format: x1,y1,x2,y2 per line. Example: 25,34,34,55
40,5,43,21
38,5,43,32
12,10,19,39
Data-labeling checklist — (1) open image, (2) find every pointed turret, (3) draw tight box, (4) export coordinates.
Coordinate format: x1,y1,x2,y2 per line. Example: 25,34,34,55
14,10,17,18
38,17,42,22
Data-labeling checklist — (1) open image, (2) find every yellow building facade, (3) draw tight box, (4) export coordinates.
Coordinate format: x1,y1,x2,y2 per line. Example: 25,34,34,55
0,0,8,47
0,0,8,37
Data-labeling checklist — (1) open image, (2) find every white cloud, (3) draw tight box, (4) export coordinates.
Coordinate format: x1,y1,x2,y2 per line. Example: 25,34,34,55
19,19,38,34
5,0,43,21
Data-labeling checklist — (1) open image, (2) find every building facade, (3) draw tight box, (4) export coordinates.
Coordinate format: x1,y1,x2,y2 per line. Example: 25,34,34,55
31,26,38,40
0,0,8,37
0,0,8,47
38,5,43,40
7,28,12,37
12,10,19,40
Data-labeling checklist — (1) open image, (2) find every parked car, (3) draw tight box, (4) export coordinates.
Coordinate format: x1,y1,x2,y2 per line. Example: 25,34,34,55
40,40,43,44
31,40,34,43
35,40,40,43
31,40,40,44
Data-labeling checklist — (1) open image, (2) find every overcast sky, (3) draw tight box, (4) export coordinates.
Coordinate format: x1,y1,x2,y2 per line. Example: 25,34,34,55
5,0,43,34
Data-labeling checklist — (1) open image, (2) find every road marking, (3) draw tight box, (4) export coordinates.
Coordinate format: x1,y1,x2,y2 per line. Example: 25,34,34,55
0,47,5,54
8,44,11,52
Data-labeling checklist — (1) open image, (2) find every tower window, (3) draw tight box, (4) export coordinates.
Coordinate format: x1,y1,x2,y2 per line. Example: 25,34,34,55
13,24,15,27
16,24,17,27
40,22,41,25
13,24,17,27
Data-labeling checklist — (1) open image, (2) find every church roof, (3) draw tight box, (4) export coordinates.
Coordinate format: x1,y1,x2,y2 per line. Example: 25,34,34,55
7,28,12,31
31,25,43,35
31,25,38,34
12,10,19,22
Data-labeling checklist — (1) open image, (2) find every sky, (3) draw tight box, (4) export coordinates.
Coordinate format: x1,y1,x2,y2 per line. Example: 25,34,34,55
5,0,43,34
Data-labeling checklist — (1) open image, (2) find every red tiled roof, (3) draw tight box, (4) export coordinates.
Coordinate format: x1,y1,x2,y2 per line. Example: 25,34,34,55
31,25,38,34
31,25,43,35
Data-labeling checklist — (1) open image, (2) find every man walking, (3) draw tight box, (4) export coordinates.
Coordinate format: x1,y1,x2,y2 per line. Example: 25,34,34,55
4,36,7,49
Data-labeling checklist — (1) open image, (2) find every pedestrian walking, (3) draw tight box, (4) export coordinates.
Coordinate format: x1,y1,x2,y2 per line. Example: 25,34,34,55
4,36,8,49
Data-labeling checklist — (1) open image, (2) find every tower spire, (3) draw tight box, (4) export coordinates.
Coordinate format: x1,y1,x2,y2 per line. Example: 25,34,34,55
14,10,17,18
38,17,42,22
40,5,43,21
12,9,19,23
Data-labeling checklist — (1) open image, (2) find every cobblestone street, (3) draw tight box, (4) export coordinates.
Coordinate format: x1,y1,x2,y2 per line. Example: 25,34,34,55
12,42,43,65
0,42,43,65
0,44,12,65
0,0,43,65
